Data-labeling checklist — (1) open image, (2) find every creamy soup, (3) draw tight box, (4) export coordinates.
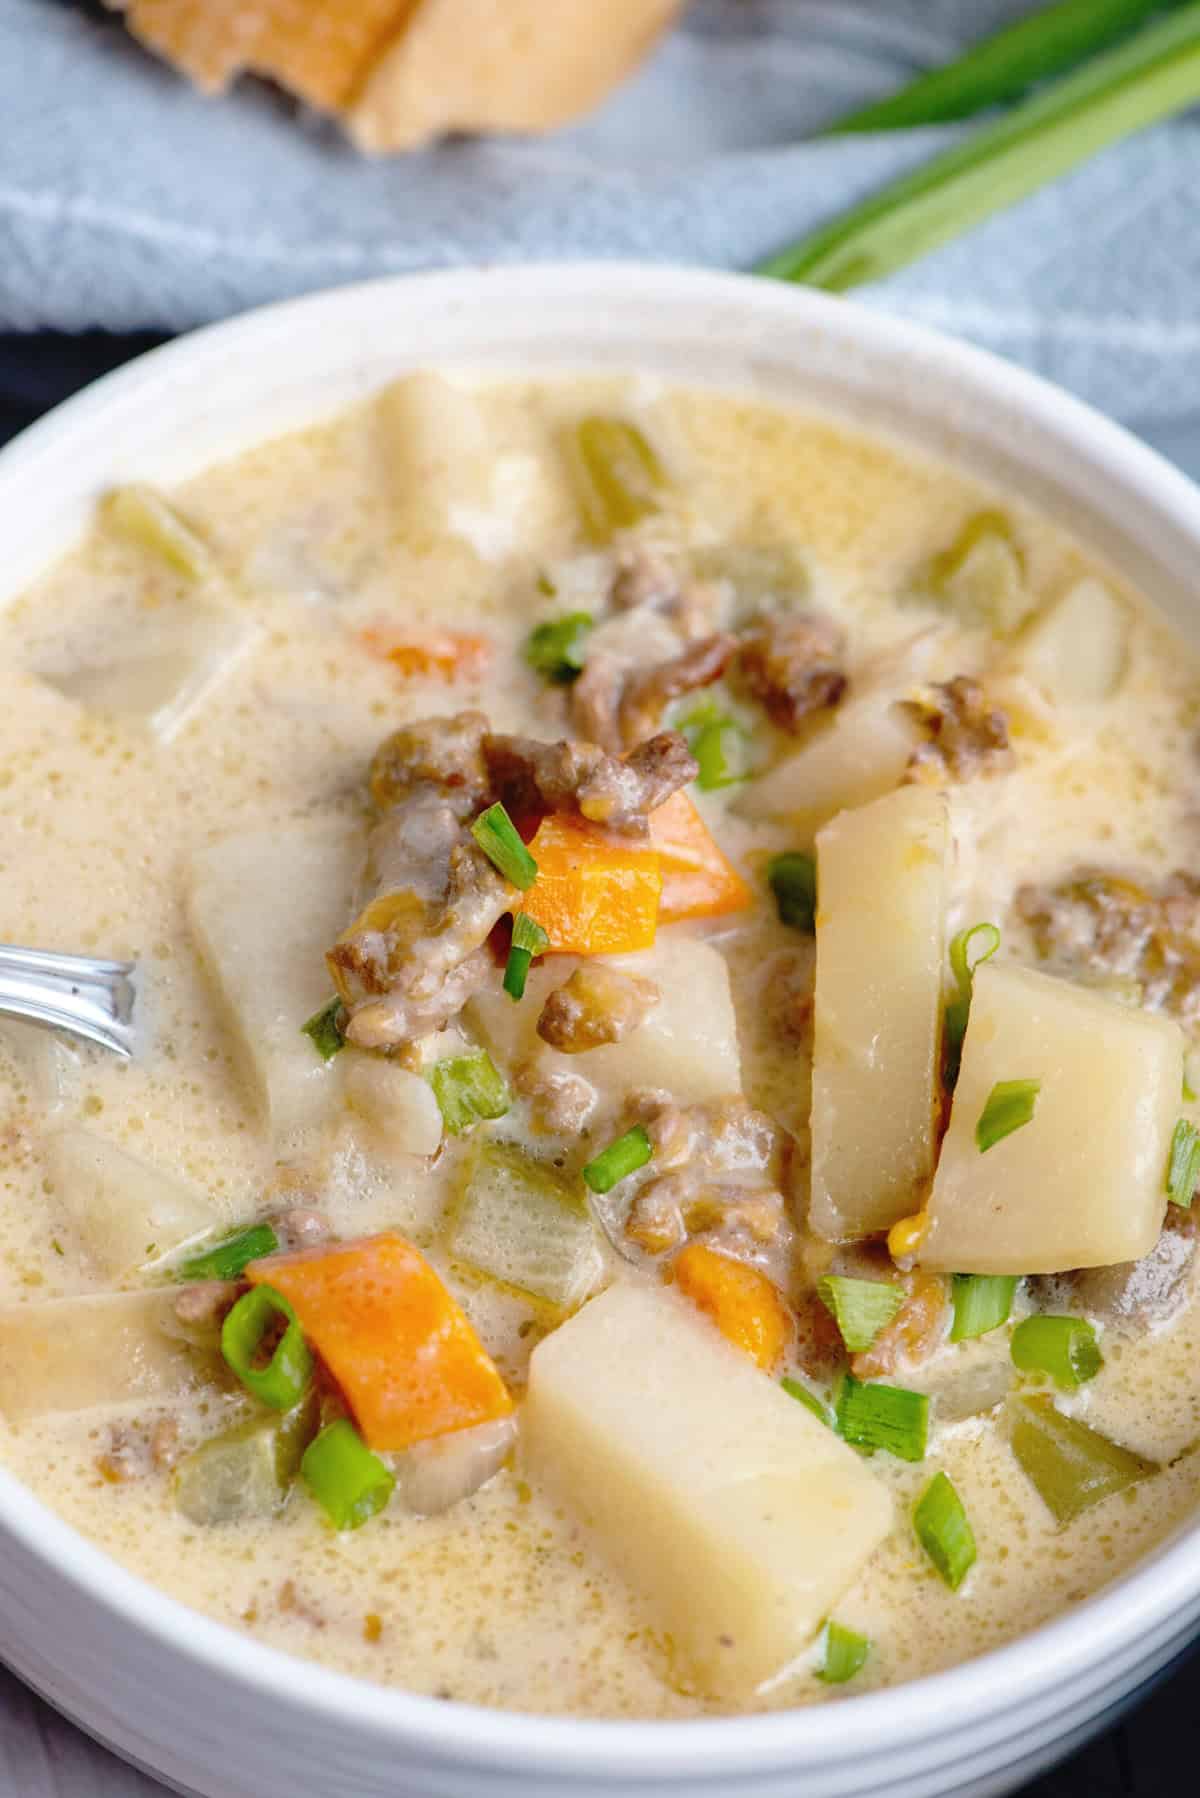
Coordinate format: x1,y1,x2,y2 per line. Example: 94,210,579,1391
0,372,1197,1717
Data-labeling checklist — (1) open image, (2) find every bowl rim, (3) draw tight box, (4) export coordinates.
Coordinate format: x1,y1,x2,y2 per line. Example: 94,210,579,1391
2,260,1200,1777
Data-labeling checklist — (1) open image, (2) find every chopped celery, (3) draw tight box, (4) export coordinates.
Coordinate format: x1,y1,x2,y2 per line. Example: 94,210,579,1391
102,483,214,580
174,1391,318,1525
923,512,1033,634
567,417,667,542
1009,1393,1157,1524
447,1141,603,1308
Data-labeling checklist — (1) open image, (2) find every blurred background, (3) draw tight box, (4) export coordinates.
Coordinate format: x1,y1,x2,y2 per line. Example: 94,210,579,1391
3,0,1200,1791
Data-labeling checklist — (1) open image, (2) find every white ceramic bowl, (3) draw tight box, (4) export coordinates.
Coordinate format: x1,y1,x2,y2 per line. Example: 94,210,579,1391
1,265,1199,1798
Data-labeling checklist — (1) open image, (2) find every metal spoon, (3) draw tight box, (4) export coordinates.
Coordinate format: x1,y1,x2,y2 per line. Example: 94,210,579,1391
0,944,136,1059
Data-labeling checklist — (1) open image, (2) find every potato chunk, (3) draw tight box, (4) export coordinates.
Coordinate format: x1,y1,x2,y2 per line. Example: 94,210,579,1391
921,962,1183,1274
524,1282,890,1698
42,1128,213,1278
187,819,360,1142
737,688,921,834
466,933,740,1108
0,1291,206,1423
810,787,949,1240
1013,577,1129,706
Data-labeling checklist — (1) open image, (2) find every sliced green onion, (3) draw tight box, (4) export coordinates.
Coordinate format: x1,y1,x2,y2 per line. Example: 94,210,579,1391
427,1051,510,1136
1166,1117,1200,1206
678,701,749,792
913,1470,977,1590
220,1284,314,1412
767,851,817,933
503,912,551,1003
944,922,1000,1089
976,1078,1040,1152
1184,1068,1197,1103
758,8,1200,293
583,1125,653,1195
471,802,538,891
177,1222,279,1283
1011,1314,1102,1391
301,1418,396,1531
1009,1392,1157,1524
524,611,594,684
816,1620,870,1684
950,1274,1018,1342
782,1375,833,1427
301,996,346,1062
817,1276,905,1353
836,1374,929,1463
827,0,1178,135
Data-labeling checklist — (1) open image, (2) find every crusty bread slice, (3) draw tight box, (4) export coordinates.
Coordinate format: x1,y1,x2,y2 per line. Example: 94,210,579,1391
350,0,686,150
111,1,420,110
108,0,684,149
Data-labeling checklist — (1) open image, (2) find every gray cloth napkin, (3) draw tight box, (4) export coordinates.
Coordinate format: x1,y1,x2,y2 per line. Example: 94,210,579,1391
5,0,1200,424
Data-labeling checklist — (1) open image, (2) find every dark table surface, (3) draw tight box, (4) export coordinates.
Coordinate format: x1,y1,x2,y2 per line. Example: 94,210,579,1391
1,328,1198,1798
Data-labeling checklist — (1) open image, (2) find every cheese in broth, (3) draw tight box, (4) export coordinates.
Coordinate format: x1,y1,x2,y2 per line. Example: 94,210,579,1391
0,373,1196,1716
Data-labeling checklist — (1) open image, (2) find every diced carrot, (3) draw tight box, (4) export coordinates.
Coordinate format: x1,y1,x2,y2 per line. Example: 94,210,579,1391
360,627,492,681
651,791,752,924
246,1232,511,1452
521,813,661,955
671,1242,792,1372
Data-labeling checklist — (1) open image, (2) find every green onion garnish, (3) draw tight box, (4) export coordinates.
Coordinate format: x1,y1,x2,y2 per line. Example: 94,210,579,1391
781,1375,833,1427
757,8,1200,294
1011,1314,1102,1391
1009,1392,1157,1524
583,1125,653,1195
1166,1117,1200,1206
913,1470,977,1590
524,611,594,684
1184,1068,1197,1103
471,802,538,891
767,851,817,933
835,1374,929,1463
427,1051,510,1136
817,1276,905,1354
975,1078,1040,1153
678,701,748,792
944,922,1000,1089
178,1222,279,1283
949,1273,1018,1343
816,1619,870,1685
301,996,346,1062
301,1418,395,1531
221,1285,314,1412
827,0,1174,135
503,912,550,1002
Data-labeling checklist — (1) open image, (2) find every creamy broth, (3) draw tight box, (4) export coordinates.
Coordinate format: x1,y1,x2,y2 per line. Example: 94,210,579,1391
0,373,1198,1717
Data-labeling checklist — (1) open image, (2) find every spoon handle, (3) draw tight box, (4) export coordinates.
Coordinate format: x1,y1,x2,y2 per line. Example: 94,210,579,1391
0,945,136,1059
